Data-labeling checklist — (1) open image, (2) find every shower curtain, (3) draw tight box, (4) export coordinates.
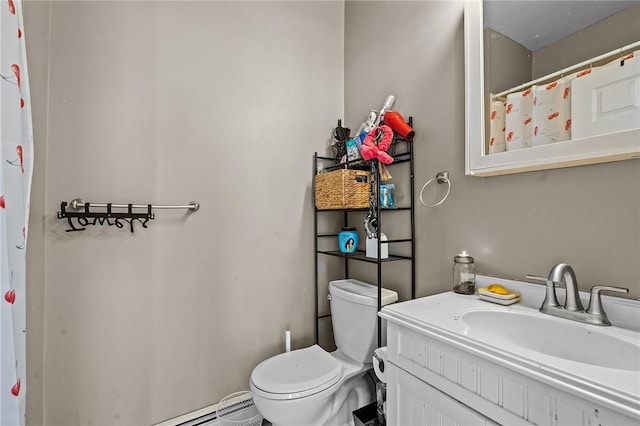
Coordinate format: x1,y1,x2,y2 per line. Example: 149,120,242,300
1,0,33,424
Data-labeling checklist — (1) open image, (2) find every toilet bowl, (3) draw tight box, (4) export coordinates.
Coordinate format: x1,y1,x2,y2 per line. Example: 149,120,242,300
250,346,372,426
249,279,398,426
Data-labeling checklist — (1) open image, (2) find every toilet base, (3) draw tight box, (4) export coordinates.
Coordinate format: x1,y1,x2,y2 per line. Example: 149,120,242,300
252,370,374,426
325,372,375,426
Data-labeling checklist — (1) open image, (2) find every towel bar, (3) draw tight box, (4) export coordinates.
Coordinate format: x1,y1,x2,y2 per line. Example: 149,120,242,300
57,198,200,233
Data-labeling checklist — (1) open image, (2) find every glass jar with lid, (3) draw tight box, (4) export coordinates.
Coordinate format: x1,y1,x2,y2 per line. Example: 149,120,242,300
453,251,476,294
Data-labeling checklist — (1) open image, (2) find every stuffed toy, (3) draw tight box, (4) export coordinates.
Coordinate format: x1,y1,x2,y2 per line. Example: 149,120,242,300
360,125,394,164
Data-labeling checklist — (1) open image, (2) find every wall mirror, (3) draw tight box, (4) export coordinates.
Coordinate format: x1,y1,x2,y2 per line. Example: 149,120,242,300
464,0,640,177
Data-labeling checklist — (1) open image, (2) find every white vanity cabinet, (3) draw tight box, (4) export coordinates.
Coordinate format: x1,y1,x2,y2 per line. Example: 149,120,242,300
387,361,497,426
380,280,640,426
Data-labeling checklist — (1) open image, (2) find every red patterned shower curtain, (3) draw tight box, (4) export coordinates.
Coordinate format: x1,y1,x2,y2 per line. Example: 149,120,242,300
1,0,33,424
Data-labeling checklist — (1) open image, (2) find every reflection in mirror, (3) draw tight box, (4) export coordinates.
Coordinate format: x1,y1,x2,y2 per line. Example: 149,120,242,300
464,0,640,176
484,1,639,155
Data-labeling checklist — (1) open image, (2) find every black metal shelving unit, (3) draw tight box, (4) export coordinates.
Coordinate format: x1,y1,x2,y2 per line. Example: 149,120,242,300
313,118,416,349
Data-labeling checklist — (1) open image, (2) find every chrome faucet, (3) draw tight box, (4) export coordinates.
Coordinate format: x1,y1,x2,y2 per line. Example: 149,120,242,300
526,263,629,326
547,263,584,312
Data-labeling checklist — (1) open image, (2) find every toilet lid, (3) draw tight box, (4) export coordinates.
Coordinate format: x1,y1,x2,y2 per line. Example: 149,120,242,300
251,345,343,397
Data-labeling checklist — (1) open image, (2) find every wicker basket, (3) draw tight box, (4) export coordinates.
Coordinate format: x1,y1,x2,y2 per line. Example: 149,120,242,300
315,169,370,210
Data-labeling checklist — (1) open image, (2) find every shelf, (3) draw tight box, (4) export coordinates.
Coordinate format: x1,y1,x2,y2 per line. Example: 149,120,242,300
313,116,416,350
316,235,412,242
317,149,412,171
382,207,411,211
319,154,411,167
316,206,411,213
389,156,411,165
317,233,340,238
317,250,412,262
317,207,369,212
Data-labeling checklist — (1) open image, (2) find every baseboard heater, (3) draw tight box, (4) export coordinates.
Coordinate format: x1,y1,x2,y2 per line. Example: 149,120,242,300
153,392,254,426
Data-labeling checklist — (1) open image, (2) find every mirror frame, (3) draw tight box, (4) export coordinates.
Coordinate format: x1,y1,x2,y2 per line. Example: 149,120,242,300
464,0,640,177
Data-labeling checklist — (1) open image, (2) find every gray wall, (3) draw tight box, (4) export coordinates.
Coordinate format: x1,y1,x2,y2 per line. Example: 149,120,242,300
25,1,344,424
345,1,639,300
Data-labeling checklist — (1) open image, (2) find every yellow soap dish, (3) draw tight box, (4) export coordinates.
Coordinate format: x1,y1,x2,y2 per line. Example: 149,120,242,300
477,286,520,300
479,293,521,305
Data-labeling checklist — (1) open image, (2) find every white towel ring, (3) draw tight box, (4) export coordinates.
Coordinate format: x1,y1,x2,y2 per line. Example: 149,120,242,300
419,171,451,208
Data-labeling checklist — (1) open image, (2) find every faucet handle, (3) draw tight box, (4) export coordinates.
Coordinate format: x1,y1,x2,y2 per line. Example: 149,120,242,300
590,285,629,296
526,274,562,310
525,274,547,283
525,275,564,287
586,285,629,326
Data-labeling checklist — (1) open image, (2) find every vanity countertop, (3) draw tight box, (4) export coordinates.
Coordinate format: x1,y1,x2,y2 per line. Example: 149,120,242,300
379,275,640,419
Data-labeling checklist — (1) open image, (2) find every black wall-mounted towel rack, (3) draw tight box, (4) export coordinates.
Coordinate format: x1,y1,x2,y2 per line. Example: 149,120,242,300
57,198,200,233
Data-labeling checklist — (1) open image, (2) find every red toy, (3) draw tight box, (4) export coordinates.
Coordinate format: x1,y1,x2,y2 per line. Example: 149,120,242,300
360,125,394,164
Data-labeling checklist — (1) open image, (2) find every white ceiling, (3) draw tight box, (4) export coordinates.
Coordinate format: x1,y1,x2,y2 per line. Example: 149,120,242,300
484,0,639,52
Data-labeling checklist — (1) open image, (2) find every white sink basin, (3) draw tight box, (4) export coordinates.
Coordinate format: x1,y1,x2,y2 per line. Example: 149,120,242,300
462,310,640,371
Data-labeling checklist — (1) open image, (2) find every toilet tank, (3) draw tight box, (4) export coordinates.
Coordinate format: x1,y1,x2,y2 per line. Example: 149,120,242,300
329,279,398,364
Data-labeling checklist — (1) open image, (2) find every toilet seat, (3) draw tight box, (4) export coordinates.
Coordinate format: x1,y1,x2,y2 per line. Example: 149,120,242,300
251,345,344,400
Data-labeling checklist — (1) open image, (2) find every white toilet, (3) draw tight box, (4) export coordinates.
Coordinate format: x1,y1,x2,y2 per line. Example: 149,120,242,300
250,279,398,426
